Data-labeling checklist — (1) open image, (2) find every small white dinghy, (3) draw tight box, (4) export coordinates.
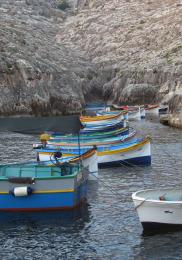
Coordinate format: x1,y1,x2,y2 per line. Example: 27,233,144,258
132,188,182,231
128,106,141,120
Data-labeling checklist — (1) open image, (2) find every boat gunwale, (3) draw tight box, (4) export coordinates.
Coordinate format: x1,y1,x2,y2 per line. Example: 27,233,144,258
0,165,83,181
80,111,127,122
132,188,182,204
97,136,151,155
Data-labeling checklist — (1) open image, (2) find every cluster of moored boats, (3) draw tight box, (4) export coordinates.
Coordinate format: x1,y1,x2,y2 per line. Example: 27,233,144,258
0,103,177,233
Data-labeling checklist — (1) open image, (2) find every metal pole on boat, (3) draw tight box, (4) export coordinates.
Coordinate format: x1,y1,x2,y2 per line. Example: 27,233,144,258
78,131,83,168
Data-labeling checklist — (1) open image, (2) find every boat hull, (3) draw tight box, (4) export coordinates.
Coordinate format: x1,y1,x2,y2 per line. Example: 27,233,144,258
132,188,182,231
0,182,87,212
142,222,182,232
98,156,151,168
128,110,141,120
97,138,151,167
47,127,136,147
0,164,88,212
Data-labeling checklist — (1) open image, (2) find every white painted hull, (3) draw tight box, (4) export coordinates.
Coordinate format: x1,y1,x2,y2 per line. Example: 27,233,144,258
84,115,125,126
132,188,182,228
97,139,151,166
128,110,141,120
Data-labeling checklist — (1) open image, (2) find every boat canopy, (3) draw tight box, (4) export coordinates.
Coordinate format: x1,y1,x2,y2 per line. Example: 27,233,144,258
0,115,83,135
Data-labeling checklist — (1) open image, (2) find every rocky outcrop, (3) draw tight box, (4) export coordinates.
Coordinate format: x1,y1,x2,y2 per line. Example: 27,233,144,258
56,0,182,120
0,0,96,115
1,0,182,120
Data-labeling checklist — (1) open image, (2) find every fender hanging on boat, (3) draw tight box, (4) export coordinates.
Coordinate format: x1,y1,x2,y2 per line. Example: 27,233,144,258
9,186,33,197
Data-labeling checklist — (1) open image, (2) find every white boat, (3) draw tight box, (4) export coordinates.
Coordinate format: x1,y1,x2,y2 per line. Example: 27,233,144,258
97,136,151,167
80,111,127,125
36,136,151,168
132,187,182,231
128,107,141,120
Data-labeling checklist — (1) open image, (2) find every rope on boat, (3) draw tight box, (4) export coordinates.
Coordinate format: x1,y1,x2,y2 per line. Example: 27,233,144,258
89,172,125,200
135,198,149,210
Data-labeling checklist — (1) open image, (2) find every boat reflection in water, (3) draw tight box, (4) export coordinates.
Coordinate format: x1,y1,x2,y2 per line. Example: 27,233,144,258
0,203,90,228
136,230,182,260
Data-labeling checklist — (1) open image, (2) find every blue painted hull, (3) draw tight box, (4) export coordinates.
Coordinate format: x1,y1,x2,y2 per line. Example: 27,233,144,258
0,182,87,212
98,156,151,168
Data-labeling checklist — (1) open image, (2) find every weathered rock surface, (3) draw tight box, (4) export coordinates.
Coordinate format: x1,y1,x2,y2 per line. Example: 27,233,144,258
1,0,182,121
0,0,97,115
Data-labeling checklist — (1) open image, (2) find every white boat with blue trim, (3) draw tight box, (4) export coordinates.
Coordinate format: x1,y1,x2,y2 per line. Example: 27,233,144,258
37,136,151,167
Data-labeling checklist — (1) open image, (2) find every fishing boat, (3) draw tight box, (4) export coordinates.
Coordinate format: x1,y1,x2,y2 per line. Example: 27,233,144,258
80,111,127,125
111,104,129,111
80,120,127,134
0,162,88,211
0,115,89,211
37,148,98,181
97,136,151,167
145,105,159,114
50,125,129,142
47,127,136,147
128,107,141,120
110,105,142,120
132,187,182,231
83,102,110,114
37,136,151,168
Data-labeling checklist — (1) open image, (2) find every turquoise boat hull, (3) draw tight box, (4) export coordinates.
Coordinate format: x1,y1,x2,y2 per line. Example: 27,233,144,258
0,163,88,212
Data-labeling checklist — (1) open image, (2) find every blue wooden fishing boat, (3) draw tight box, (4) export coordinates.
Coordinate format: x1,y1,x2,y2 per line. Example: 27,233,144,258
36,136,151,167
47,127,135,147
80,111,127,125
0,115,89,212
81,119,127,132
50,125,129,141
37,148,98,181
0,162,88,212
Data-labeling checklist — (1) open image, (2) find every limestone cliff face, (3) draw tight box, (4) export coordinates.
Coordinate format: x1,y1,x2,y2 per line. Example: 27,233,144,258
1,0,182,119
0,0,95,115
57,0,182,108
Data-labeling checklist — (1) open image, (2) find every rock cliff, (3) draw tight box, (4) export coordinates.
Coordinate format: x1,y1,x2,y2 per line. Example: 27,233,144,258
0,0,182,121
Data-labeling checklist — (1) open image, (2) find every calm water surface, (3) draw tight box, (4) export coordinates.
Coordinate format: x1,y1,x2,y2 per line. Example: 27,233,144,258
0,115,182,260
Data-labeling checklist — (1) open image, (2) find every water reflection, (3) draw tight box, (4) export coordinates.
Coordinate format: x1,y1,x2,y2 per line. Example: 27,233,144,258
137,230,182,259
0,204,90,229
0,117,182,259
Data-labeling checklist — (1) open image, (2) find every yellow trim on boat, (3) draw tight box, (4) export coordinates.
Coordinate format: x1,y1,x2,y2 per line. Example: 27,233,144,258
34,189,74,194
80,112,124,122
39,149,96,160
97,137,151,156
0,189,74,195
